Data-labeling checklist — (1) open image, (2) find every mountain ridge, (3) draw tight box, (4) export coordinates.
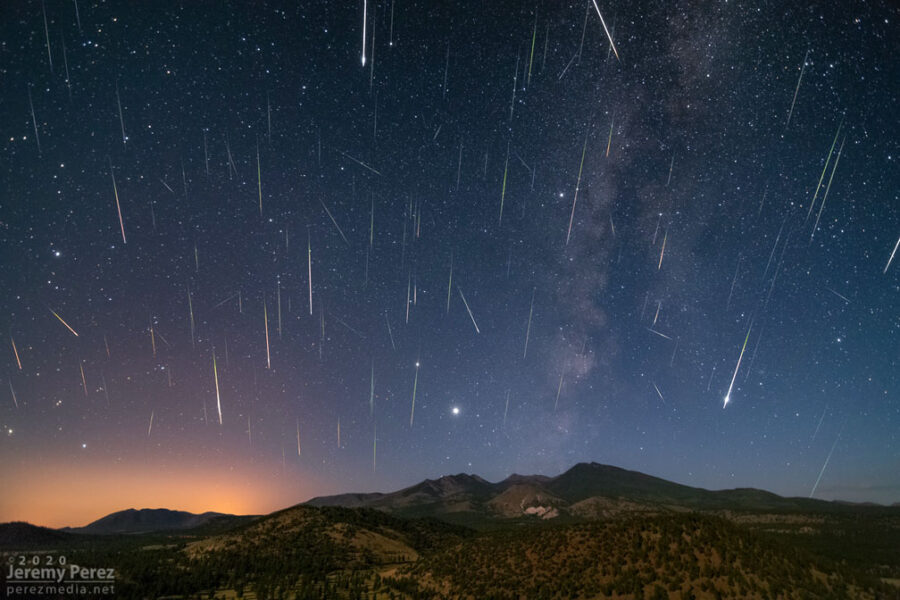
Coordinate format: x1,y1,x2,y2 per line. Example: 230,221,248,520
305,461,887,524
61,507,236,535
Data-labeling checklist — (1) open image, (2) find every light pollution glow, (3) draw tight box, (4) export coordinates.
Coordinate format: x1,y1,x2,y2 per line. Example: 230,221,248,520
0,456,325,528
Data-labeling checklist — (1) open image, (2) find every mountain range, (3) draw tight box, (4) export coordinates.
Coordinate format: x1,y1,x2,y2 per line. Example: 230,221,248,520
59,507,242,535
306,461,858,526
2,462,898,598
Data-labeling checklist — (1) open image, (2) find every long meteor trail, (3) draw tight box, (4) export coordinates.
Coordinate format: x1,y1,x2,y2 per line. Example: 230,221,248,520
590,0,619,61
49,308,79,336
723,323,752,408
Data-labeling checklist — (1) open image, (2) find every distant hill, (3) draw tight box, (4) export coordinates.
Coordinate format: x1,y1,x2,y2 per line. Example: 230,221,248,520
307,461,874,524
0,522,75,548
62,508,235,535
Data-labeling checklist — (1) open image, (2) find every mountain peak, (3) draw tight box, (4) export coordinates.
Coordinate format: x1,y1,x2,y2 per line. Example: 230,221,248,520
65,508,231,535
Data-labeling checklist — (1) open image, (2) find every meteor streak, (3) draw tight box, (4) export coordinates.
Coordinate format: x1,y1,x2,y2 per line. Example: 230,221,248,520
446,252,453,314
49,308,79,336
785,50,808,129
646,328,672,341
810,136,845,242
410,361,420,427
566,132,589,245
806,120,842,223
263,300,271,369
321,200,350,245
307,230,313,315
723,323,752,408
116,82,126,147
503,390,510,427
658,231,667,269
810,427,843,498
457,287,480,333
257,139,263,216
885,235,900,274
499,142,509,225
28,87,41,155
369,360,375,416
652,381,665,403
80,361,88,396
10,337,22,370
110,160,126,244
554,372,564,411
523,288,535,358
606,117,613,157
42,0,53,73
361,0,367,66
337,149,381,175
213,351,222,425
590,0,619,61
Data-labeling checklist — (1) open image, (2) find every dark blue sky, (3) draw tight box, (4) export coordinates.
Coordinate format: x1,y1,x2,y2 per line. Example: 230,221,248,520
0,0,897,525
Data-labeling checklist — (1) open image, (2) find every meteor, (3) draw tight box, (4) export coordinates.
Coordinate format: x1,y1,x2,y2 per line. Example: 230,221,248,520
410,361,420,427
806,120,843,223
116,82,126,147
503,390,510,427
49,308,79,336
42,0,53,73
321,200,350,245
28,87,41,155
810,136,845,242
785,50,809,130
446,252,453,314
523,288,535,358
187,285,197,348
885,235,900,274
457,287,480,333
263,300,271,369
658,231,667,269
554,372,564,411
369,360,375,416
361,0,367,66
307,230,313,315
213,351,222,425
590,0,619,61
337,149,381,175
10,337,22,370
723,323,752,408
385,312,396,350
810,427,843,498
646,328,672,341
110,160,126,244
566,132,589,245
652,381,665,403
499,142,509,225
606,116,613,157
79,361,88,396
257,139,263,216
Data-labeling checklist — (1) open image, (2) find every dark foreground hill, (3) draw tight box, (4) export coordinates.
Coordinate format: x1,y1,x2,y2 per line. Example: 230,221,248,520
3,505,896,599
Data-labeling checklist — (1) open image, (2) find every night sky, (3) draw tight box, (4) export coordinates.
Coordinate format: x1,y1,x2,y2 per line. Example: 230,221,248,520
1,0,898,528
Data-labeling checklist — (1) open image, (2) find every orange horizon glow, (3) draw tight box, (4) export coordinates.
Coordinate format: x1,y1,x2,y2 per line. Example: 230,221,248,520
0,458,323,529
